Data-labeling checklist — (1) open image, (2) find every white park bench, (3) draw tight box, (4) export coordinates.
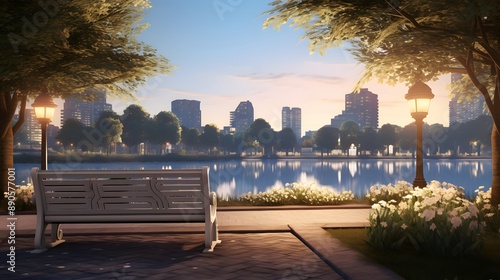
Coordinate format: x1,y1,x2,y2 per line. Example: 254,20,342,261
31,167,220,253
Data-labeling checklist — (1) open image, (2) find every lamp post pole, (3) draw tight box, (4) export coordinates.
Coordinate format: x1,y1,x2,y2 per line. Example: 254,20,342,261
32,93,57,171
405,80,434,188
413,115,426,188
40,119,49,170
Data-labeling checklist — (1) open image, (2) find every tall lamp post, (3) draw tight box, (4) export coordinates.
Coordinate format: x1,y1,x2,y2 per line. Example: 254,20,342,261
405,81,434,188
32,93,57,170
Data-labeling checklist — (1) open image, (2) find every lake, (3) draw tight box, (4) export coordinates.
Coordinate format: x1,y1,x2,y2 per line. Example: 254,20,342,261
14,158,491,198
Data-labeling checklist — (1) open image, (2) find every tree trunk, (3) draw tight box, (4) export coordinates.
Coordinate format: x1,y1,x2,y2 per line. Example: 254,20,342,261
491,124,500,206
0,126,14,200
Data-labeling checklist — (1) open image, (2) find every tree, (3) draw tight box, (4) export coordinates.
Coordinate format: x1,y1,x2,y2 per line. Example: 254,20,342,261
466,115,493,156
278,127,297,156
378,124,399,156
100,118,123,155
200,124,220,154
360,127,378,155
181,127,200,153
265,1,500,204
147,111,181,154
95,110,121,128
425,123,448,155
339,121,360,155
0,1,171,197
220,133,235,155
314,126,339,157
399,123,417,156
121,105,150,153
56,118,87,150
245,118,276,156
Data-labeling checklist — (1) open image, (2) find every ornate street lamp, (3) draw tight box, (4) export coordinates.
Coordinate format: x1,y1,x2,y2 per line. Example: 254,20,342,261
405,81,434,188
32,93,57,170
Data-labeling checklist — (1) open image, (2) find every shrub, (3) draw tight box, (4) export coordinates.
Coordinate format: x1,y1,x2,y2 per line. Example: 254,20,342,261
367,181,498,257
475,187,500,235
365,181,413,204
239,182,354,206
3,183,36,211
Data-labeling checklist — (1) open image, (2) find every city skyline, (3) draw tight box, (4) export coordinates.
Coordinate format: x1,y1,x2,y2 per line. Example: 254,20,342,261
51,1,452,133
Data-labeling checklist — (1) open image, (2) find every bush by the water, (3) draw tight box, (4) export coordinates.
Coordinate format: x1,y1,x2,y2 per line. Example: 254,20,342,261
239,182,354,206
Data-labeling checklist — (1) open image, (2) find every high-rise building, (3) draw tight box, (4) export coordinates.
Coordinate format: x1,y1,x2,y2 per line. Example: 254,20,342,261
282,106,302,139
230,100,254,132
24,109,42,149
331,88,378,129
449,73,486,125
171,99,201,131
61,90,112,127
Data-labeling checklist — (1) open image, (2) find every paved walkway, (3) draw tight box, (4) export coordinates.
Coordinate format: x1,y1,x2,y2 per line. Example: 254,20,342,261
0,207,403,279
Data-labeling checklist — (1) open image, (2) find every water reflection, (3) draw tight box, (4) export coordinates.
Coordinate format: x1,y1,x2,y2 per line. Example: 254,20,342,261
15,159,491,198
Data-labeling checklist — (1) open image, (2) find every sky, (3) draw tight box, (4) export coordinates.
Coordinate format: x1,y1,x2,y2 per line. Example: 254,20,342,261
63,0,452,135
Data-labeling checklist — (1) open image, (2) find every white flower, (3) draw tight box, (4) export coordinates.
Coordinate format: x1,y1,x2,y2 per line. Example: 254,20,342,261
380,221,388,228
450,216,462,229
401,224,408,230
420,209,436,222
371,204,381,211
430,223,437,231
469,221,479,231
486,213,495,218
461,212,471,220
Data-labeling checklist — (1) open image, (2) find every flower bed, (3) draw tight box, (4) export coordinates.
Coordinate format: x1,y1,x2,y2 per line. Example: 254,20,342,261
239,182,354,206
2,183,36,211
367,181,499,257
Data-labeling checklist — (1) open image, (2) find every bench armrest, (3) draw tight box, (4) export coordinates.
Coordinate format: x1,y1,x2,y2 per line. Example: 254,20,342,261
209,192,217,206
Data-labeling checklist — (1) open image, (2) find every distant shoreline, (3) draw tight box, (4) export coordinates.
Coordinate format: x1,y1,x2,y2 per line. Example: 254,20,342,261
13,152,492,164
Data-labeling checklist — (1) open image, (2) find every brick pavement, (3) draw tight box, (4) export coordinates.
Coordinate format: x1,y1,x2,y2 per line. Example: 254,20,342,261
0,232,343,280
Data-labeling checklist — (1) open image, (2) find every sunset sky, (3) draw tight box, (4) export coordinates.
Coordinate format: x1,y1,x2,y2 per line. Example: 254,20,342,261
73,1,452,135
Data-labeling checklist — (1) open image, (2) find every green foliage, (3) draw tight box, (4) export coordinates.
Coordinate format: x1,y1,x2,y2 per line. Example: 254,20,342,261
101,117,123,155
264,1,500,121
339,121,361,152
56,118,87,148
314,125,339,155
277,127,297,154
181,127,201,152
200,124,220,150
148,111,181,147
0,0,172,198
0,0,172,99
367,206,407,251
121,104,150,148
245,119,275,155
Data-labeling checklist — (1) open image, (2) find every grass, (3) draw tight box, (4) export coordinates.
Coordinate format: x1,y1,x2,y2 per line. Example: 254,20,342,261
326,228,500,280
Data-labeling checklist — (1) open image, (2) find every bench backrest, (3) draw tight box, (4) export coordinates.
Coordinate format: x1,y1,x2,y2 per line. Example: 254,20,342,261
31,167,211,219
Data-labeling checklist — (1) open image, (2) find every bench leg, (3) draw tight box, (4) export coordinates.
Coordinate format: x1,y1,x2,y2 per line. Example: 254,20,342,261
203,217,221,253
50,223,65,247
32,220,47,253
31,223,65,254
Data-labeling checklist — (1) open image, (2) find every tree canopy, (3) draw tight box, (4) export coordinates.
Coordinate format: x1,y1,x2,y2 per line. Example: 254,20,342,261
314,126,339,156
1,0,171,101
264,0,500,204
0,0,172,198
